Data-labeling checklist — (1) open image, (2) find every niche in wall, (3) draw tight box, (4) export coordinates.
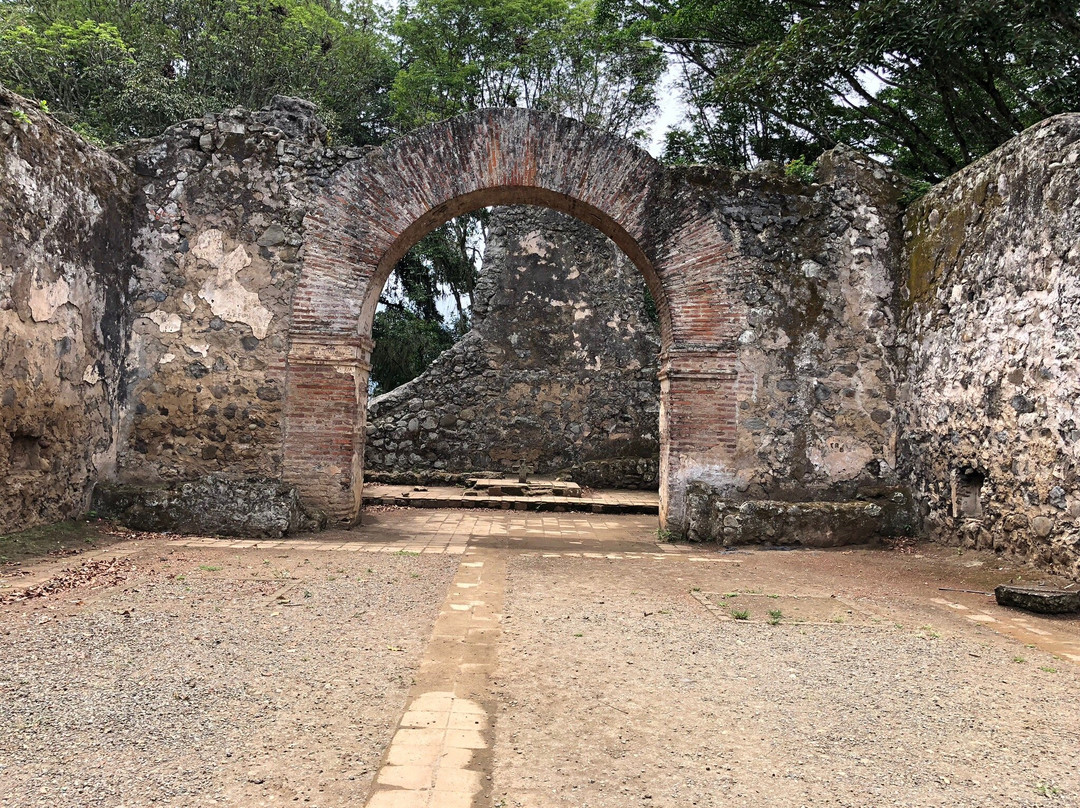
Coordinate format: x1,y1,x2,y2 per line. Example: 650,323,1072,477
8,432,45,472
952,467,985,519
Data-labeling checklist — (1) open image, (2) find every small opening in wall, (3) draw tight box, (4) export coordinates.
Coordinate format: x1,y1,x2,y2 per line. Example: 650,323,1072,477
9,432,43,471
952,467,985,519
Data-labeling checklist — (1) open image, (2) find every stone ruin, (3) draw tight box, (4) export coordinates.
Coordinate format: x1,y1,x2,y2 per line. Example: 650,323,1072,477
1,84,1078,578
365,206,661,489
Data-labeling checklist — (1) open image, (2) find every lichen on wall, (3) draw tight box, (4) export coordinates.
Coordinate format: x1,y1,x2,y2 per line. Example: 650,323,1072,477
364,207,662,488
0,86,136,531
901,113,1080,578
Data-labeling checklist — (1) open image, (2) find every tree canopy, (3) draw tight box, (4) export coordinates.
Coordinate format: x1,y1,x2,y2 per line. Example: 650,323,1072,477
390,0,663,140
601,0,1080,179
0,0,396,144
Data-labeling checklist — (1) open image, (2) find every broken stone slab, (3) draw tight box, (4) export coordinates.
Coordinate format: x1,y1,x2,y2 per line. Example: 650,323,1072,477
92,475,327,538
994,585,1080,614
465,479,582,498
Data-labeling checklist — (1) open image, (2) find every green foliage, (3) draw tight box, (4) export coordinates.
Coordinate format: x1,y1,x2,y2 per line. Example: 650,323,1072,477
899,179,934,207
370,307,455,396
10,106,29,124
0,0,397,144
784,156,815,184
390,0,663,141
601,0,1080,181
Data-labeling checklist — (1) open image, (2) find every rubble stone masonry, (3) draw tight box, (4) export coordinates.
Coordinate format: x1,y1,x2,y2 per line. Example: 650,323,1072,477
1,82,1078,575
902,114,1080,578
364,206,662,489
0,87,136,529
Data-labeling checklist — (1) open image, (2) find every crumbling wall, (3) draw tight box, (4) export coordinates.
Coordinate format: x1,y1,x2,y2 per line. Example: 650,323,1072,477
677,150,912,542
364,207,661,488
10,86,1079,558
902,114,1080,578
112,97,356,485
0,87,136,532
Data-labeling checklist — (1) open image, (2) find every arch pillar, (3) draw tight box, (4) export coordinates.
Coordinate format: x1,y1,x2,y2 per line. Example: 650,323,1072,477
282,335,373,524
658,350,740,531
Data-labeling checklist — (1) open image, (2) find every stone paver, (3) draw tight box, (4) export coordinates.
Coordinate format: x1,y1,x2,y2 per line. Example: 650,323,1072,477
365,548,505,808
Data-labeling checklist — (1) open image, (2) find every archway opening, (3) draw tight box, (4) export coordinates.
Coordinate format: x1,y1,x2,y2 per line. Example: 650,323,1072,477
363,205,663,496
283,108,739,530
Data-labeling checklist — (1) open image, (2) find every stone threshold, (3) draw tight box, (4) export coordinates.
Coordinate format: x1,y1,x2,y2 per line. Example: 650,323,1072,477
363,484,658,515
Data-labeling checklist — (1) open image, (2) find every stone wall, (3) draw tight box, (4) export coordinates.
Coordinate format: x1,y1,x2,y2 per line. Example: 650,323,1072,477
364,207,661,488
6,82,1080,569
901,114,1080,578
676,150,913,543
0,88,136,532
111,97,353,486
293,109,923,527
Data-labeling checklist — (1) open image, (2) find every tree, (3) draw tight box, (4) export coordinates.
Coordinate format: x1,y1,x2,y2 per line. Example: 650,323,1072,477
0,0,397,144
369,307,456,396
390,0,664,141
601,0,1080,180
369,213,485,392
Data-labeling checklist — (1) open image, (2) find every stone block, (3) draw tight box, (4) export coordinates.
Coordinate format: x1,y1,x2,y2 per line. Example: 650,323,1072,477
92,476,326,537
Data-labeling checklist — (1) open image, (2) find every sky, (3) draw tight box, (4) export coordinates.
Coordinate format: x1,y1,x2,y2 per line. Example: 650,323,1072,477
647,59,688,157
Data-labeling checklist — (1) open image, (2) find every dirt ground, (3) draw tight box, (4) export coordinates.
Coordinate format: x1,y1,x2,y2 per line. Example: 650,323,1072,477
1,512,1079,808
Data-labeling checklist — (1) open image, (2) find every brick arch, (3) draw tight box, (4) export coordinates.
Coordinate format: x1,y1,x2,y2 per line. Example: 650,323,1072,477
285,108,743,526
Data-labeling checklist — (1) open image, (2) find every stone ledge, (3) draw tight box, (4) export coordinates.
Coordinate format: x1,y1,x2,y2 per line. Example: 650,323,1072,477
684,484,916,547
92,476,327,538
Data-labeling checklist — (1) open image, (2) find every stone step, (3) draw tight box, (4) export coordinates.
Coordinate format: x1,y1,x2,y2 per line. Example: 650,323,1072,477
363,493,657,515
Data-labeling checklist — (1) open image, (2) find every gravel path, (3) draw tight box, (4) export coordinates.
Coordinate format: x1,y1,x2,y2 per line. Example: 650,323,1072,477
493,554,1080,808
0,548,456,808
3,514,1079,808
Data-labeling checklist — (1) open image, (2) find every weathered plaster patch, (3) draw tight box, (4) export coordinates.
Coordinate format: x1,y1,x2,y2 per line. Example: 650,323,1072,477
194,229,274,339
147,310,181,333
28,278,72,322
519,231,550,257
807,438,875,481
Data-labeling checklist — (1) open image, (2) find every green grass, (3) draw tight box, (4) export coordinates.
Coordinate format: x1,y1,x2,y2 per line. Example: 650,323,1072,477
731,609,750,620
198,564,222,572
